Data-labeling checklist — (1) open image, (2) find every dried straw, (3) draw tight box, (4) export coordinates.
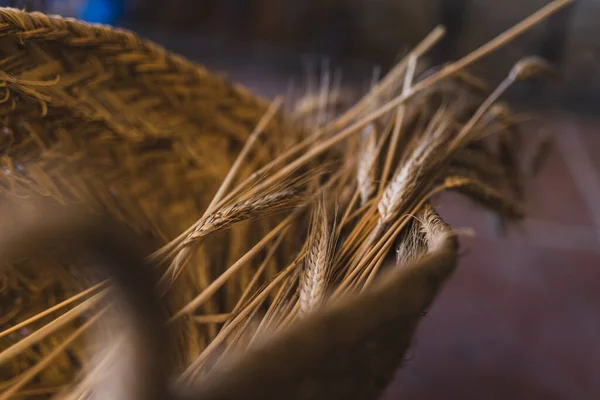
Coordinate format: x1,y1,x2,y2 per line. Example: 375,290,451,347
0,1,573,398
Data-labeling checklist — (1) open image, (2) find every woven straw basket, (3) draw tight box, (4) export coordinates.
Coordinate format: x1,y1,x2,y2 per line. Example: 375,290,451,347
0,6,286,394
0,2,570,399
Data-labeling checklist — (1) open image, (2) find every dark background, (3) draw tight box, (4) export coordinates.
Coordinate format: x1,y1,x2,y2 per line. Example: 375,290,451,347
4,1,600,398
10,0,600,111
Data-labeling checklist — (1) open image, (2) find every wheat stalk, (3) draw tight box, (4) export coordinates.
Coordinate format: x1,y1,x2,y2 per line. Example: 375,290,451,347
357,124,377,206
0,1,575,396
299,198,335,316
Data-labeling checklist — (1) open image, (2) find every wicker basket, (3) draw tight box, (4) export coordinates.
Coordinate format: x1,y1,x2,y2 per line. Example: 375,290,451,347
0,3,569,399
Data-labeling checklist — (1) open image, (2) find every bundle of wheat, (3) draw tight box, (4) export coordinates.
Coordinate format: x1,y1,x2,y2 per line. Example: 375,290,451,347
0,1,571,399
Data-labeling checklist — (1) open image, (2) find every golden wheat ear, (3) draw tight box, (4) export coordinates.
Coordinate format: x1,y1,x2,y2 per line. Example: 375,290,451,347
190,233,457,400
